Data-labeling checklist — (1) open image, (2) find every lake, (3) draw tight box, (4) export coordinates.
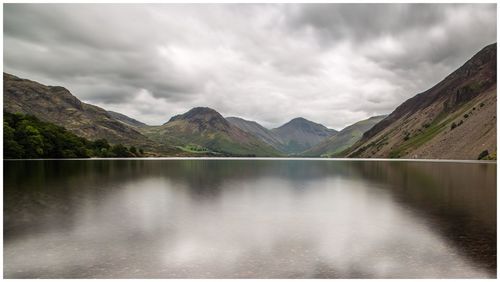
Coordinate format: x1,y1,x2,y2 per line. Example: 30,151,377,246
3,159,496,278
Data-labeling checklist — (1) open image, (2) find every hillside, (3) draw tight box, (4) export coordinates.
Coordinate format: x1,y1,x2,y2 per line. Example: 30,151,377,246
271,117,338,154
4,112,143,159
140,107,282,156
346,43,497,160
107,111,147,128
3,73,152,147
302,115,387,157
226,116,284,151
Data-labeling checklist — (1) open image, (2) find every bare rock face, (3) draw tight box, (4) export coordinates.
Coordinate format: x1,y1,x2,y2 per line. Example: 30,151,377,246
347,43,497,160
4,73,152,146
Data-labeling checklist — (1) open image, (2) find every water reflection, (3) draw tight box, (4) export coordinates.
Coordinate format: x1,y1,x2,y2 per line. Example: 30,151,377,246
4,160,496,278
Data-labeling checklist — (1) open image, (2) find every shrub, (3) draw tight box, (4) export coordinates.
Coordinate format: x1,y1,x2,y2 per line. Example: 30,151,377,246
92,139,110,150
464,114,469,118
478,150,489,160
389,151,400,158
450,122,457,130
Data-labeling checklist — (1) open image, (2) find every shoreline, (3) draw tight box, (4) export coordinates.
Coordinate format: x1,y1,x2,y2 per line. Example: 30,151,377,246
3,157,497,164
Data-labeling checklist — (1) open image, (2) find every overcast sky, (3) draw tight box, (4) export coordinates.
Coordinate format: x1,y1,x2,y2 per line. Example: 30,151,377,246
4,4,496,130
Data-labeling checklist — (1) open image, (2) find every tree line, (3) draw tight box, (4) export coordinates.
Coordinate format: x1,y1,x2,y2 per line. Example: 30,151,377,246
4,112,144,159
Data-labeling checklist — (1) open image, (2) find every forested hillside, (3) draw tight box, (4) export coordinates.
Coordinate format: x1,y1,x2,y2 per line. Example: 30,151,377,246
4,112,143,159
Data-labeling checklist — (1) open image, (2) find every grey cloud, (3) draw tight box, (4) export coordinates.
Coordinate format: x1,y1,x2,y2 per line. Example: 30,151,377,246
3,4,496,129
4,4,156,51
286,4,474,44
286,4,496,83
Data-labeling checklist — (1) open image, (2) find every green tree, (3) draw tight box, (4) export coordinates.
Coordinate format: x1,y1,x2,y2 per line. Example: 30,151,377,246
129,146,138,156
3,112,135,159
17,122,44,157
4,121,24,158
110,144,133,157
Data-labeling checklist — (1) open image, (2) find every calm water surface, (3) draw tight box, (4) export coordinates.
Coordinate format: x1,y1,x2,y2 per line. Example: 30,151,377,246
4,159,496,278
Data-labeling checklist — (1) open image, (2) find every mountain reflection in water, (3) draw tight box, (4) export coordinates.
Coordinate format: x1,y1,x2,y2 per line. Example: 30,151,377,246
4,160,496,278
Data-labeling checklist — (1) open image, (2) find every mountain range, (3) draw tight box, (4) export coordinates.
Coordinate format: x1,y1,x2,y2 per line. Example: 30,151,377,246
139,107,282,157
3,43,497,159
226,116,338,154
3,74,347,157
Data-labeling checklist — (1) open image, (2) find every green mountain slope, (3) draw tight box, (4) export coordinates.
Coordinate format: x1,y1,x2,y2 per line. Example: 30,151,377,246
140,107,282,157
302,115,387,157
346,43,497,160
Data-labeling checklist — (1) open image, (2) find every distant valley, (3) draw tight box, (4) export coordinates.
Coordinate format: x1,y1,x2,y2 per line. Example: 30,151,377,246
3,43,497,160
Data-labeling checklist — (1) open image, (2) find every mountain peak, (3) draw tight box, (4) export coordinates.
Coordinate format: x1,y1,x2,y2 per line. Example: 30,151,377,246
168,107,224,123
279,117,335,132
272,117,338,154
289,117,309,124
187,107,220,115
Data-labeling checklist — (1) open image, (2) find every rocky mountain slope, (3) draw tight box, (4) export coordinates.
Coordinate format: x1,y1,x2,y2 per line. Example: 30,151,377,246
107,111,146,128
4,73,152,146
140,107,282,156
346,43,497,160
226,116,285,151
271,117,338,154
302,115,387,157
